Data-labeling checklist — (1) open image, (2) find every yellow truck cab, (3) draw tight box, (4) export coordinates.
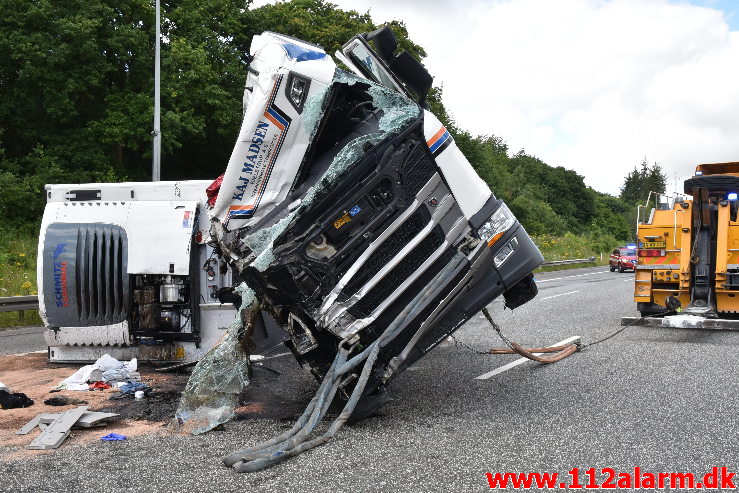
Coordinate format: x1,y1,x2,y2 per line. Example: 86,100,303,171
632,161,739,326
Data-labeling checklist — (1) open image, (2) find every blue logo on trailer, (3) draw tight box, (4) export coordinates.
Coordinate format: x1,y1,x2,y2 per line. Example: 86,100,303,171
52,243,69,308
52,243,67,259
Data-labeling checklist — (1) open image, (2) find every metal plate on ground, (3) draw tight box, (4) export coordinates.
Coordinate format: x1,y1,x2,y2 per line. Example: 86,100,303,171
17,410,119,436
28,406,88,450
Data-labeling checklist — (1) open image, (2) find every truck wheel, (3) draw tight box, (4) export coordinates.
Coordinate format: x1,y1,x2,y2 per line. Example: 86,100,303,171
618,264,624,273
609,263,615,272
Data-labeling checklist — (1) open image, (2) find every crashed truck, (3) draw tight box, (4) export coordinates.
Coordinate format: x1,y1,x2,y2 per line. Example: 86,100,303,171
623,161,739,329
38,28,543,406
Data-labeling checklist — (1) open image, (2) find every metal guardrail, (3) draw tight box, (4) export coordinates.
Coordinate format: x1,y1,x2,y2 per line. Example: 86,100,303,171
0,258,597,315
541,256,596,267
0,295,39,313
0,258,599,314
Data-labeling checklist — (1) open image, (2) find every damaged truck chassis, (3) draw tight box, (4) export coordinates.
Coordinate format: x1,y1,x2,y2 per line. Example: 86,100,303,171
37,27,544,471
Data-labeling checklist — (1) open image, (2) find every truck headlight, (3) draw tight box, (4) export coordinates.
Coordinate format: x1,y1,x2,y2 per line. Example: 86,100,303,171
479,203,516,248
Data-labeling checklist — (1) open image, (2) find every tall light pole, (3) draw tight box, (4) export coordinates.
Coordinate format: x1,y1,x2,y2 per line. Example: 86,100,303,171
152,0,161,181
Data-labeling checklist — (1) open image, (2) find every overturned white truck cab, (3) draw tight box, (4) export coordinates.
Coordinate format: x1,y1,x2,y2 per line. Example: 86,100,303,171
38,29,543,406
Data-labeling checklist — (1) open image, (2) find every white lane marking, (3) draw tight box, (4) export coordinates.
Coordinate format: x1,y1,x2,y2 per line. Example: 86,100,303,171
623,278,634,282
474,335,581,380
539,290,578,300
537,271,609,283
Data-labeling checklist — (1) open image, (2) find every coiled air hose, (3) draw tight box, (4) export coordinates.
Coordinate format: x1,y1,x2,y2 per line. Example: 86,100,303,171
481,307,579,363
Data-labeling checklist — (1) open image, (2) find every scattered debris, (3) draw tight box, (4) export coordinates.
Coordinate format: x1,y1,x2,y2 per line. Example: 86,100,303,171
44,396,88,407
16,406,121,450
16,410,120,435
28,406,89,450
0,389,34,409
154,361,198,373
0,352,185,455
89,382,112,390
100,433,126,441
59,354,138,391
117,382,150,396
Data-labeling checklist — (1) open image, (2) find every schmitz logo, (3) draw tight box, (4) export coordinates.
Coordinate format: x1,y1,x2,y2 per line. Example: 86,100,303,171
52,243,69,308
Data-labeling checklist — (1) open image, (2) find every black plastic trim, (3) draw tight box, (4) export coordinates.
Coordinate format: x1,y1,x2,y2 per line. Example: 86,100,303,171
469,195,500,230
285,71,311,114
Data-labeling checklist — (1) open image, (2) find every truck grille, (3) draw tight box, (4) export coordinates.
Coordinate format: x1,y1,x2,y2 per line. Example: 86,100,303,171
348,225,445,318
338,207,430,302
402,141,436,201
42,223,128,327
76,224,128,325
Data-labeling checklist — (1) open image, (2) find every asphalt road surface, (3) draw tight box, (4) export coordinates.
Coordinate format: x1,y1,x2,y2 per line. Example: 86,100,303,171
4,266,739,491
0,326,46,356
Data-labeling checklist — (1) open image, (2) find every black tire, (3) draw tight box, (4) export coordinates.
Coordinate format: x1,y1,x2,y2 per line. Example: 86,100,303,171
503,273,538,310
638,302,665,317
618,264,624,273
609,263,615,272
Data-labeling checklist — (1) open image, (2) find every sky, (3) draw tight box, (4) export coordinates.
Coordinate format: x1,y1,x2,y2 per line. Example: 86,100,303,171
252,0,739,196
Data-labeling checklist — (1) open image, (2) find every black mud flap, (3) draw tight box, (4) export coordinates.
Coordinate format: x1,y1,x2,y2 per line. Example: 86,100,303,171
503,273,538,310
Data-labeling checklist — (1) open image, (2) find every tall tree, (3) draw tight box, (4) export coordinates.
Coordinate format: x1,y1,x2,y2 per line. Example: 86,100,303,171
619,157,667,204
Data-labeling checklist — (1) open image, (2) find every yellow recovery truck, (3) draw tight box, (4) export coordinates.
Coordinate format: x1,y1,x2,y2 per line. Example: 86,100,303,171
622,161,739,329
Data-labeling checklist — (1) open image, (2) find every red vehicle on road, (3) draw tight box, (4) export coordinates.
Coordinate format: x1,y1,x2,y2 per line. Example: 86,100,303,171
610,246,637,272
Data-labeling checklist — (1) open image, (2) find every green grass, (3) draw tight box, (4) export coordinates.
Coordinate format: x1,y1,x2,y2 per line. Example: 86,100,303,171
0,230,42,328
533,232,618,273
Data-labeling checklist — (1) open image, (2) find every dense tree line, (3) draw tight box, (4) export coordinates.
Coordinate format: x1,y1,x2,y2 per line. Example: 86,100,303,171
0,0,643,246
619,158,667,204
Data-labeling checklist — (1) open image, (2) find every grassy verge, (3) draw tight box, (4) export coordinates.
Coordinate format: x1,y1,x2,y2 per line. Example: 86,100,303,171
533,232,619,273
0,229,42,328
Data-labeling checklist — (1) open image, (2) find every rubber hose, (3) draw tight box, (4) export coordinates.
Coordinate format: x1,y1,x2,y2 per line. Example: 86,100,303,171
222,346,349,467
487,344,576,354
508,341,577,363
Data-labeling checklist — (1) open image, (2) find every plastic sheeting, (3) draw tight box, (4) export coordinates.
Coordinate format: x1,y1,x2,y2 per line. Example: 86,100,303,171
175,285,257,434
176,70,420,435
58,354,137,391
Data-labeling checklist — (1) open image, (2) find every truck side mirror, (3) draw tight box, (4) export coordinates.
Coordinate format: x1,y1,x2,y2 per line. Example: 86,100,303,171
364,26,397,61
388,51,433,101
363,25,433,103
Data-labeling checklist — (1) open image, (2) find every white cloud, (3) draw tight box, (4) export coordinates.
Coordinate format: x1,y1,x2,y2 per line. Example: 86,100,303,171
252,0,739,195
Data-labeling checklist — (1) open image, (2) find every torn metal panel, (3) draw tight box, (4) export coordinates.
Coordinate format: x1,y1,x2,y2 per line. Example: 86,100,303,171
15,415,43,436
16,411,120,435
28,406,88,450
44,323,129,348
39,411,119,428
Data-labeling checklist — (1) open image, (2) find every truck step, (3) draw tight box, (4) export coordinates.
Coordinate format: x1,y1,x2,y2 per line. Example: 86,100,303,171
621,315,739,330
